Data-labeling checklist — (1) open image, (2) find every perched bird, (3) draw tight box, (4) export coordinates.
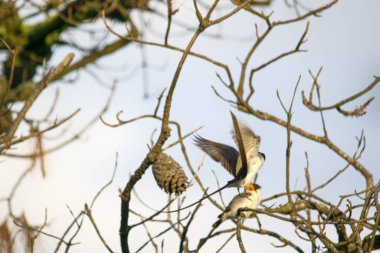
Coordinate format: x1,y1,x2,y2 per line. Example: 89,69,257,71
195,111,265,188
213,183,262,228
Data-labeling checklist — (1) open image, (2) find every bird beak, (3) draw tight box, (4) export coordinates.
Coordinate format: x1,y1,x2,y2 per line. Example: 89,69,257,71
247,184,254,191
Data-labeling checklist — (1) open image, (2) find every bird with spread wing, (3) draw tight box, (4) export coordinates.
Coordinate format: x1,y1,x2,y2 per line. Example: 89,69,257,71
194,112,265,189
162,111,265,213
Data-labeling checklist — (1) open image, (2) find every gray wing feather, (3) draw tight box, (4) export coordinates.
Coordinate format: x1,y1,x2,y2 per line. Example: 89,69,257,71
230,112,248,180
231,121,261,157
194,135,239,176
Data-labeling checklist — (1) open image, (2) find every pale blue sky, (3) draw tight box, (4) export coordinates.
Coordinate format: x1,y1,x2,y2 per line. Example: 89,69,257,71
1,0,380,252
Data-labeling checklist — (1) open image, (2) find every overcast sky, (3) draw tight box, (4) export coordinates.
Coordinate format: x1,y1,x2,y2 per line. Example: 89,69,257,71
1,0,380,252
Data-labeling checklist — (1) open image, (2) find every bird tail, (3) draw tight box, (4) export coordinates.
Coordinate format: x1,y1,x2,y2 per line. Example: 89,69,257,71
212,213,227,228
212,219,222,228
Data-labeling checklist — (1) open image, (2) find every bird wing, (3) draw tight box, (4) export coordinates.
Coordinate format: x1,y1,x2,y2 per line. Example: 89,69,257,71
231,118,261,158
230,111,248,179
194,135,239,176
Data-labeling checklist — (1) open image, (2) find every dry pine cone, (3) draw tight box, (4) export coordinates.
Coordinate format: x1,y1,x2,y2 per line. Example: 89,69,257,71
152,153,188,195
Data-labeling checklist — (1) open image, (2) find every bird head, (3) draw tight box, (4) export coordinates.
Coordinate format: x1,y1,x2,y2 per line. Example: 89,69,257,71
253,183,262,190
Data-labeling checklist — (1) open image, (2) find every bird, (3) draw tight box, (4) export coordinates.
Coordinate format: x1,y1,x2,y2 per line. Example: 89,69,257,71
213,183,262,228
162,111,265,213
195,111,265,189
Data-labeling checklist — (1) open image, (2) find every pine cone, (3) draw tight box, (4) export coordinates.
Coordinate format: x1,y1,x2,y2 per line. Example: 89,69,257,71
152,153,188,195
